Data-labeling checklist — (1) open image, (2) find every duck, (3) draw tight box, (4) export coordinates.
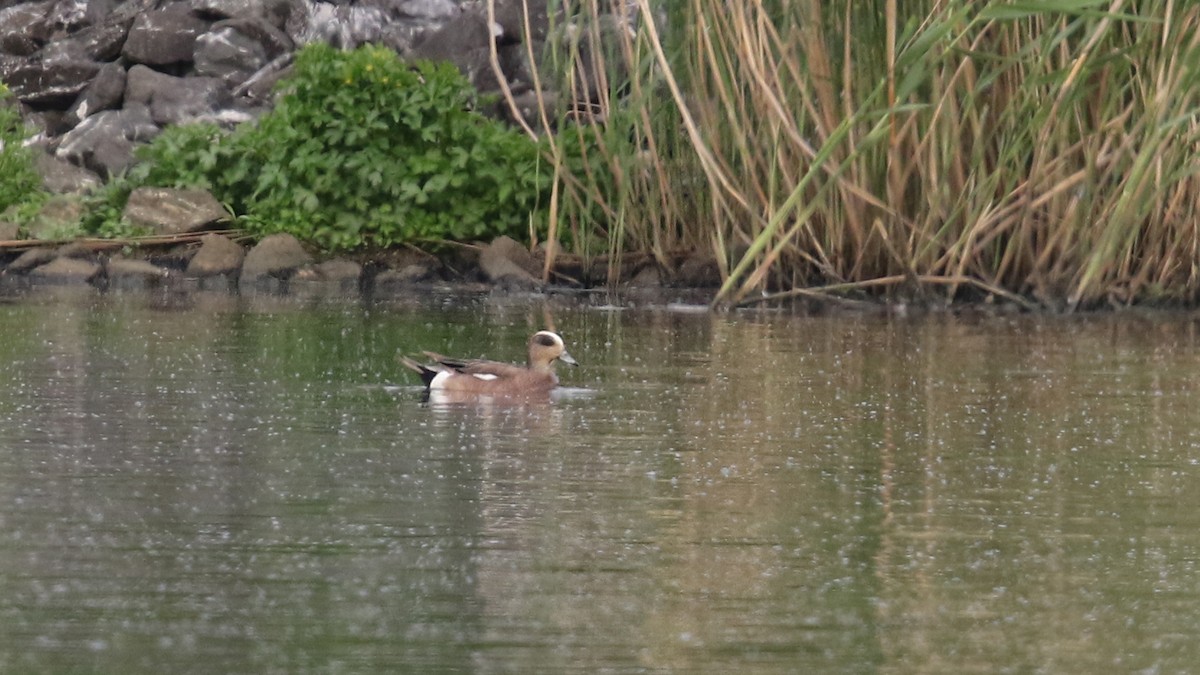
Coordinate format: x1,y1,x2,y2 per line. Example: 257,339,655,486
400,330,578,396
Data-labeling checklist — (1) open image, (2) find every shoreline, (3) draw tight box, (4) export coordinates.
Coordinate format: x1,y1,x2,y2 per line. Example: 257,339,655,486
4,230,1196,316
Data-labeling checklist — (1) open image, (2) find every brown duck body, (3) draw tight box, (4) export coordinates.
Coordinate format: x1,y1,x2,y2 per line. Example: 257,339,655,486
400,331,577,396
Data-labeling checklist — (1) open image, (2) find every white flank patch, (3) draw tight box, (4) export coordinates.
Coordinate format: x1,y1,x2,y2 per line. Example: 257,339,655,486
429,370,453,389
429,370,497,390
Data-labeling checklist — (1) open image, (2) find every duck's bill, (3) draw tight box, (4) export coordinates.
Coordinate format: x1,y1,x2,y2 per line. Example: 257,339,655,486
559,351,579,366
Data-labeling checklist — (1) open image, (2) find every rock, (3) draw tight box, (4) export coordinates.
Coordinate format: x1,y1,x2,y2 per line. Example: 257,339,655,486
55,106,159,177
23,108,77,137
394,0,460,23
125,64,231,126
145,242,195,269
292,258,361,293
493,0,550,43
55,242,96,259
0,55,23,83
314,258,361,283
240,233,311,281
194,19,282,86
25,195,84,240
54,14,134,61
402,0,545,95
0,3,52,57
44,0,94,34
69,61,126,123
123,187,231,235
28,255,101,283
35,151,103,195
122,8,211,66
411,11,495,75
193,0,293,27
0,221,18,240
479,235,541,287
185,233,244,276
549,13,631,105
676,253,720,287
507,89,554,130
7,59,102,107
287,3,388,50
7,247,58,273
105,257,171,288
192,274,237,292
626,264,662,287
373,261,435,291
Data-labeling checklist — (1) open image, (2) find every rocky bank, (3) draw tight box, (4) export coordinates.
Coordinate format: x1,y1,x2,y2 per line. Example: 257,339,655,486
0,0,703,296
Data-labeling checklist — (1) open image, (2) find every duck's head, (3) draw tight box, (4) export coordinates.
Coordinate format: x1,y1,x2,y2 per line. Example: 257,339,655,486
528,330,578,372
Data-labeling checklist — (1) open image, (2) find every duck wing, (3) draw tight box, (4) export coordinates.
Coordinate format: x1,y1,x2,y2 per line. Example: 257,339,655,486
457,360,534,379
421,352,530,379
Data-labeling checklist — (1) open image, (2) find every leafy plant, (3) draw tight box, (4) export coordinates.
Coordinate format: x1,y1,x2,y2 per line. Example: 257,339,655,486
0,84,46,219
78,174,153,239
134,45,552,250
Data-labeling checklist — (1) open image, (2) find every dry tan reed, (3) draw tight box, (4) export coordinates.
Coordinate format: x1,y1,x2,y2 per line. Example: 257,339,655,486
502,0,1200,309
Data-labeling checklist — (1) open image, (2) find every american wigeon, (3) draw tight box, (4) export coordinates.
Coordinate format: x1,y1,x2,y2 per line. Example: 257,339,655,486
400,330,578,396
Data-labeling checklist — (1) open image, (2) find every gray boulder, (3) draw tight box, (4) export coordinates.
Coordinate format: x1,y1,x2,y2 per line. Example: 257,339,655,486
122,7,211,66
194,18,292,86
69,60,126,122
44,0,94,34
240,233,312,281
410,11,494,67
0,55,23,83
626,263,662,288
125,64,231,126
123,187,231,235
676,253,720,287
292,257,361,292
186,232,245,276
192,0,292,27
35,151,103,194
0,2,52,57
373,261,435,291
0,221,18,240
7,58,102,107
55,106,159,176
105,257,172,288
53,14,134,61
24,195,84,240
28,256,102,283
8,247,58,273
398,0,461,21
313,258,361,283
287,3,388,49
480,235,541,287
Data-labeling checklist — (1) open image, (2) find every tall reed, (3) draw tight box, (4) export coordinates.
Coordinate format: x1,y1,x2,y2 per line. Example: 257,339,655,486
509,0,1200,309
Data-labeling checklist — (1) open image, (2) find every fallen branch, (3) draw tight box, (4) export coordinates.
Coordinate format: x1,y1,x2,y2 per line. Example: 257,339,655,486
0,229,251,251
732,274,1044,312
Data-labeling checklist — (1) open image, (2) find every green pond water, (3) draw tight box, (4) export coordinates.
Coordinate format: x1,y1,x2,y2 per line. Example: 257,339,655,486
1,286,1199,673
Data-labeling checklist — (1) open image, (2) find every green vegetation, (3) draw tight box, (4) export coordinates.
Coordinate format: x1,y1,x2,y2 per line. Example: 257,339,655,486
130,44,550,249
0,84,46,222
8,4,1200,309
531,0,1200,308
79,176,150,239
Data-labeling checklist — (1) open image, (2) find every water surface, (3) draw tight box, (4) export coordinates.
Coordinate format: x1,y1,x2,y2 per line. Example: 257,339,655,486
1,287,1199,673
